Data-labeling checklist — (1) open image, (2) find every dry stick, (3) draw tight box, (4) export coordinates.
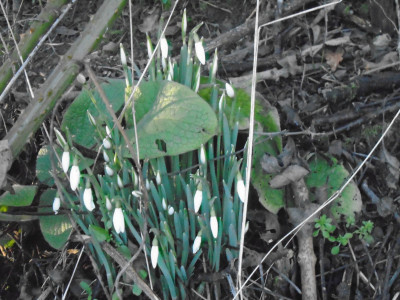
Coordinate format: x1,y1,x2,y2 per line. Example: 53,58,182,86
236,1,342,299
101,243,161,300
84,64,151,298
0,0,75,104
0,0,34,99
319,238,328,300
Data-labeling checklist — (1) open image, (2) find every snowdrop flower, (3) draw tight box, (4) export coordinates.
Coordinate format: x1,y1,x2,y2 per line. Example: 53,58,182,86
151,239,159,268
83,186,95,211
168,205,174,215
236,174,246,203
145,179,150,191
162,198,167,210
199,144,206,165
103,150,110,163
106,197,112,211
225,82,235,98
117,174,123,188
70,163,80,191
210,209,218,239
103,138,111,149
160,36,168,59
113,206,125,234
194,188,202,213
133,172,138,187
195,38,205,65
53,196,60,214
192,231,202,254
77,73,86,85
156,171,161,185
105,164,114,176
120,43,127,66
131,190,142,198
62,151,70,173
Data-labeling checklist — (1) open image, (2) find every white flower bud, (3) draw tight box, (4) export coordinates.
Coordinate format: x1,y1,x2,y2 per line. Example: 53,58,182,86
156,171,161,185
237,175,246,203
145,179,150,191
54,128,67,148
77,73,86,85
194,189,202,213
106,126,111,138
199,144,206,165
103,150,110,163
225,82,235,98
195,39,205,65
70,165,80,191
53,197,60,214
87,110,96,126
103,138,111,149
168,205,174,215
120,43,127,66
83,188,95,211
160,36,168,59
106,197,112,211
210,211,218,239
117,174,123,188
192,232,202,254
132,190,142,198
105,165,114,176
151,239,159,268
113,207,125,234
162,198,167,210
62,151,70,173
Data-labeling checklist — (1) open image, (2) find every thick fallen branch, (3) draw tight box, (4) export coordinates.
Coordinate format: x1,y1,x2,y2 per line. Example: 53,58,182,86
3,0,127,158
0,0,68,94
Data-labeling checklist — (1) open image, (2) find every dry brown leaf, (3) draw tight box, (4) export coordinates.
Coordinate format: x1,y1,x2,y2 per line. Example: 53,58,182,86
325,49,344,71
138,9,160,33
269,165,309,188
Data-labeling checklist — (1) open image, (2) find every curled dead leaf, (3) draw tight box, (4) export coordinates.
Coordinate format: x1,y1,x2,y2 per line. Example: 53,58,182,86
269,165,309,188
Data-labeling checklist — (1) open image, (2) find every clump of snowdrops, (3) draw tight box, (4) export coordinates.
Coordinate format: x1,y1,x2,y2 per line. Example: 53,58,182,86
52,10,248,299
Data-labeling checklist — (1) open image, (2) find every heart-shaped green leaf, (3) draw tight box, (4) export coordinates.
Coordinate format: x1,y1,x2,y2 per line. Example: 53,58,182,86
125,81,218,159
39,189,73,249
0,185,37,206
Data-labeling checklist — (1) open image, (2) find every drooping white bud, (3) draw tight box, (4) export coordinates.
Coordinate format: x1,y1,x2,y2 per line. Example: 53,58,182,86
199,144,206,165
53,196,61,214
62,151,70,173
194,188,202,213
192,231,202,254
103,150,110,163
156,171,161,185
151,239,159,268
83,187,95,211
105,165,114,176
210,209,218,239
77,73,86,85
106,197,112,211
106,126,111,138
160,36,168,59
195,38,206,65
103,138,112,149
117,174,123,188
70,164,80,191
168,205,174,215
236,174,246,203
225,82,235,98
162,198,167,210
113,207,125,234
131,190,143,198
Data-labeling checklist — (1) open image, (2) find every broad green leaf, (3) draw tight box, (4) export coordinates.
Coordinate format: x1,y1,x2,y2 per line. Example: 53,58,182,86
306,155,362,220
89,225,110,242
61,78,126,148
39,189,73,249
0,185,37,206
125,80,218,159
